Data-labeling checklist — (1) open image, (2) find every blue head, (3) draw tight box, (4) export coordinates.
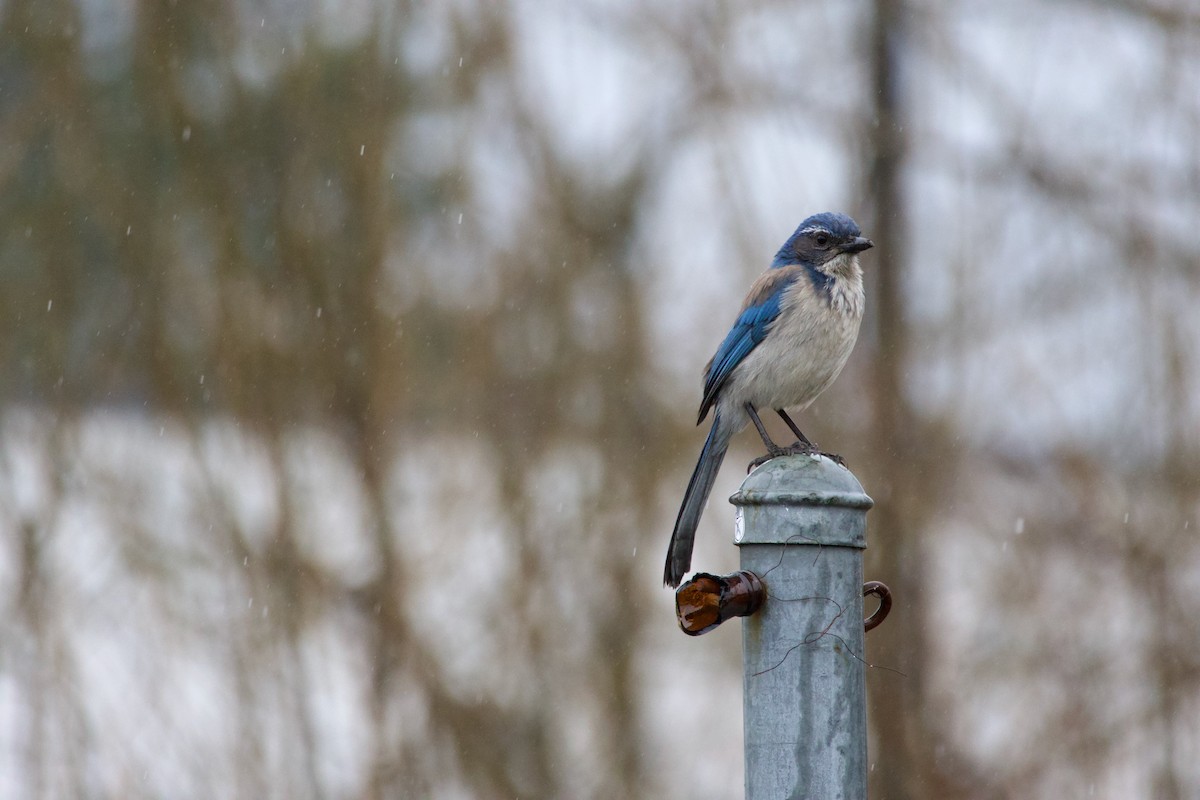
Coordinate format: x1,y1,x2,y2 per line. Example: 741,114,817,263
772,212,873,269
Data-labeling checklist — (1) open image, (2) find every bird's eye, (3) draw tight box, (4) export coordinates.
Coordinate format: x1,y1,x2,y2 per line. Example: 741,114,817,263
814,233,830,247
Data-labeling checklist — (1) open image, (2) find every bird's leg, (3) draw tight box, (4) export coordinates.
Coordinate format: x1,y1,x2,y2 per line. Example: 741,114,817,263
775,409,815,450
745,403,783,453
745,404,820,471
776,408,847,467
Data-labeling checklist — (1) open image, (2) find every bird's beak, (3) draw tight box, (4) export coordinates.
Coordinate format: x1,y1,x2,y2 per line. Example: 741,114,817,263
841,236,874,254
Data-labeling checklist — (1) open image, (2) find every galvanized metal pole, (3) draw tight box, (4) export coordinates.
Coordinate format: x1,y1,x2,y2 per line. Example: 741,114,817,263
732,455,874,800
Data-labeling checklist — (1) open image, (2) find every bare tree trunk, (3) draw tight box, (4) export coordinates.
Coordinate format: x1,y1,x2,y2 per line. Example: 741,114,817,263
861,3,944,797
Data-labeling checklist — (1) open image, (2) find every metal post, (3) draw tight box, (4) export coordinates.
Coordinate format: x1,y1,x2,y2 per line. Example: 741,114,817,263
732,455,874,800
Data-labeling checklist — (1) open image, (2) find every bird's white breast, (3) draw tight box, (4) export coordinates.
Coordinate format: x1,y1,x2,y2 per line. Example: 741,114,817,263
721,260,864,416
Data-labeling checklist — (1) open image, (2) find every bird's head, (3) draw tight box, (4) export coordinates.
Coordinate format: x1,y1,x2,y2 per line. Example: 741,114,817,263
772,212,873,274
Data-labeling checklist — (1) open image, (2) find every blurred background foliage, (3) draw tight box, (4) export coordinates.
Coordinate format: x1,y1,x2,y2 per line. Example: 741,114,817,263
1,0,1199,798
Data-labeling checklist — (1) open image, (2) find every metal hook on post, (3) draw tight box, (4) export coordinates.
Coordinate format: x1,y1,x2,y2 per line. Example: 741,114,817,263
862,580,891,632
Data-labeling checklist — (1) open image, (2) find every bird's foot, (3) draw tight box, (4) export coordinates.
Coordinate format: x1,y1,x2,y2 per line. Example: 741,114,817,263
747,441,819,472
820,450,848,468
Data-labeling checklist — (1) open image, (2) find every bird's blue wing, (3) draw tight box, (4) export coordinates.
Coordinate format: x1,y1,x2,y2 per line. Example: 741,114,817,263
697,269,800,423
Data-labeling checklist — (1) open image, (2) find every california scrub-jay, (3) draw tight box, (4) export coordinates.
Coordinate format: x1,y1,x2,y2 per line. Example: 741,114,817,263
663,212,872,588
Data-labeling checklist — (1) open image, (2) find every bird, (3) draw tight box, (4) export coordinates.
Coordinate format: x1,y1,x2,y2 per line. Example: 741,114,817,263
663,212,872,588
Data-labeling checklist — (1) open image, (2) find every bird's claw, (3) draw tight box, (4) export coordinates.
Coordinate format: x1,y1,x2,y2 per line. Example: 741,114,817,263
747,441,820,472
821,451,848,468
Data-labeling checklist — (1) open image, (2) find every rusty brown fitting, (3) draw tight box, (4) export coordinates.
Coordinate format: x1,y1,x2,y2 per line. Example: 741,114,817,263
675,570,766,636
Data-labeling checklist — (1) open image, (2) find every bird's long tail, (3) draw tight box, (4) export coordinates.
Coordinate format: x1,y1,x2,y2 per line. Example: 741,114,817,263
664,415,732,587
